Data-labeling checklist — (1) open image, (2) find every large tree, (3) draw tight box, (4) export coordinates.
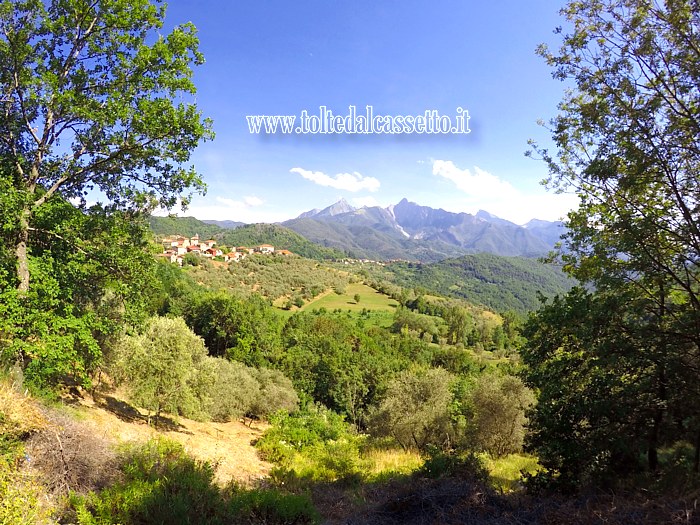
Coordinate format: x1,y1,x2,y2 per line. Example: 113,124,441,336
524,0,700,486
0,0,211,386
0,0,212,293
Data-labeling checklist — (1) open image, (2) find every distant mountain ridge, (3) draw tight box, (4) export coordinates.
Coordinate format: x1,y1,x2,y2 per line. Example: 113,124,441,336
283,198,565,261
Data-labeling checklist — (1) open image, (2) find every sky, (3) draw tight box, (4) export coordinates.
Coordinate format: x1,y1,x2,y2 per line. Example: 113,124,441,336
158,1,579,225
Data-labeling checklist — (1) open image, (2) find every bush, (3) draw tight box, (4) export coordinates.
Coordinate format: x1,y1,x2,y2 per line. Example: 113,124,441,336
418,447,489,482
204,358,259,422
369,368,455,451
256,404,351,464
226,486,320,525
249,368,299,421
468,374,535,457
67,438,320,525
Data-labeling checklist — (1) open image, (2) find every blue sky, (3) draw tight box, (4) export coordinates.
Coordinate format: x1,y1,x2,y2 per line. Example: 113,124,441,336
160,1,578,225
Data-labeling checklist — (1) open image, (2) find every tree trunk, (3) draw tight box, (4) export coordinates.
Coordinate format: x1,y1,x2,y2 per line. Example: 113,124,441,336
694,428,700,473
15,208,30,293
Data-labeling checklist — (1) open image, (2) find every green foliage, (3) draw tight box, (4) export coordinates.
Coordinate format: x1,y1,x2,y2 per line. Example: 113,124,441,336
256,404,352,465
249,367,299,421
256,404,366,485
466,374,534,458
203,358,300,424
522,0,700,491
521,288,690,489
225,486,320,525
204,358,259,423
369,368,455,451
182,251,201,266
479,453,541,493
418,448,489,482
0,462,50,525
183,291,284,366
363,255,573,314
0,0,210,390
391,307,439,340
111,316,214,422
0,197,155,389
148,216,226,241
281,312,410,427
68,438,319,525
187,254,349,304
1,0,212,293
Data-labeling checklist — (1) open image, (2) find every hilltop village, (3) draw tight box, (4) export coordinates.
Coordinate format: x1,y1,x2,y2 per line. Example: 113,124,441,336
157,234,292,265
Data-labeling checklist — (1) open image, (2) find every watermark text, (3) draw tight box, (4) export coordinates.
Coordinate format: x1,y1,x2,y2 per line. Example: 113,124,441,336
246,105,471,135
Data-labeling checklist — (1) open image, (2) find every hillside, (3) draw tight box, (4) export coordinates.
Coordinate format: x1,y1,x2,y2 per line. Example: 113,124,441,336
3,382,692,525
361,254,575,314
148,215,226,240
149,216,344,260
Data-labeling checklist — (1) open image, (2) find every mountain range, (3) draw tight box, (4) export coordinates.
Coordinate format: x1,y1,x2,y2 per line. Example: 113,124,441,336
280,198,565,262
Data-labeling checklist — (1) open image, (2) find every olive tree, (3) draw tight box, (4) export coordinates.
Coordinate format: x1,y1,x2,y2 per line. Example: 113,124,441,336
369,368,455,451
112,316,213,425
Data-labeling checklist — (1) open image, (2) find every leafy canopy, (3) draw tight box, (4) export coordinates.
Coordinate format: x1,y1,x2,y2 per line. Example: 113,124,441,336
524,0,700,487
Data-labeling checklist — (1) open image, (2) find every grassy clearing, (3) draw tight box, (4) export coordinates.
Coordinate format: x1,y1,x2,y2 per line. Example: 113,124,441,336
301,282,399,313
479,453,541,493
361,446,423,480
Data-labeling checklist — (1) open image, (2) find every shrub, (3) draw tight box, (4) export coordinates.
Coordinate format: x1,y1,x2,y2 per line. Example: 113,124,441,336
249,368,299,421
369,368,455,451
67,438,319,525
256,404,350,464
226,486,320,525
468,374,535,457
205,358,259,422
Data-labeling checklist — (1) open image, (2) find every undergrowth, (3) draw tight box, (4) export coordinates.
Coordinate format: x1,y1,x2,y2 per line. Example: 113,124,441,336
67,437,319,525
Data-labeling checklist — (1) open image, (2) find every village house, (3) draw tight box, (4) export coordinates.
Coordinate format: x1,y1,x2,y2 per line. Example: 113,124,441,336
158,235,291,265
255,244,275,254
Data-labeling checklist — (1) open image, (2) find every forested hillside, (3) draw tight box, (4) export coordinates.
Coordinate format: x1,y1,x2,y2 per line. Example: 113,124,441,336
357,254,574,314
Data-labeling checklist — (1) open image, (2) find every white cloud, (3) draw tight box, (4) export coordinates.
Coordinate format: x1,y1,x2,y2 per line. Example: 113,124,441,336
290,167,380,192
432,160,518,200
351,196,380,208
243,196,263,206
432,160,577,224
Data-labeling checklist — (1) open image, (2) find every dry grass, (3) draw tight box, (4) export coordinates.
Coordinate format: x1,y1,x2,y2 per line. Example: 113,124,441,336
25,409,121,497
363,447,423,478
0,378,46,436
78,388,273,486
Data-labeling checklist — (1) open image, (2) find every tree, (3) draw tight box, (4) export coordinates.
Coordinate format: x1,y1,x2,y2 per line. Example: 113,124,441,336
112,316,213,425
525,0,700,485
248,367,299,422
353,293,360,304
369,367,455,451
467,374,535,458
0,0,212,293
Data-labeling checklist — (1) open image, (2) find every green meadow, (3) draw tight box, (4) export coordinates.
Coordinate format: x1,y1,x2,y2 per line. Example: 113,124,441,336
301,282,399,313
